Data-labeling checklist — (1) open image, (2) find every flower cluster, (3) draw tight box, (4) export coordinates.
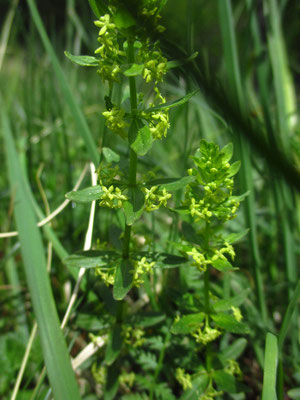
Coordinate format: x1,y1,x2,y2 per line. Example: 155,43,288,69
122,325,145,348
142,185,172,211
175,368,192,390
192,321,221,345
102,106,128,139
184,141,241,223
94,14,121,83
186,241,235,273
131,256,155,286
95,267,115,286
99,185,128,209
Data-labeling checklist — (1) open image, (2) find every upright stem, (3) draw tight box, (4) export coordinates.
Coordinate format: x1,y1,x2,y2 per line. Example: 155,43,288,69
122,39,138,260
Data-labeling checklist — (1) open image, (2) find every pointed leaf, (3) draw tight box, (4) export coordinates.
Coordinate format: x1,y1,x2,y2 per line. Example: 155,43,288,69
64,250,119,269
64,51,99,67
211,314,250,334
65,185,104,202
228,161,241,177
144,90,199,113
224,229,249,244
124,63,144,77
213,289,250,312
171,313,205,335
166,52,198,70
113,6,135,29
221,142,233,162
105,323,123,365
213,370,237,393
88,0,109,18
123,186,145,225
102,147,120,163
113,259,134,300
131,125,153,156
219,338,247,363
146,176,194,191
212,258,237,272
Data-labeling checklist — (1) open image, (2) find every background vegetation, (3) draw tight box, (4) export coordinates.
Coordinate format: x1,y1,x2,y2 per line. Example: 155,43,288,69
0,0,299,399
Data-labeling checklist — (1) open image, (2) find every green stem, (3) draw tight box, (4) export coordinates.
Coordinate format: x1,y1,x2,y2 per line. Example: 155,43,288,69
122,39,138,260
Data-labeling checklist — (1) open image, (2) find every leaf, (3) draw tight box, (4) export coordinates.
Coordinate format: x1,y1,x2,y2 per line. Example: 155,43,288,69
224,229,249,244
181,222,204,246
64,51,98,67
171,313,205,335
212,258,237,272
213,289,250,312
166,52,198,70
113,6,135,29
2,103,81,399
113,259,134,300
65,185,104,202
76,314,109,331
138,352,157,371
262,333,278,400
144,90,200,113
287,389,300,399
219,338,247,363
123,186,145,225
213,370,237,393
88,0,109,18
211,313,250,334
126,312,166,327
104,364,120,400
64,250,119,269
131,125,153,156
180,375,209,400
159,253,187,266
124,63,144,77
221,142,233,162
228,161,241,177
105,323,123,365
146,176,194,191
102,147,120,163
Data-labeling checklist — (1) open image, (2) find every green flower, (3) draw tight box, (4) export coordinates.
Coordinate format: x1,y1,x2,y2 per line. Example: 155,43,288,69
175,368,192,390
102,106,128,138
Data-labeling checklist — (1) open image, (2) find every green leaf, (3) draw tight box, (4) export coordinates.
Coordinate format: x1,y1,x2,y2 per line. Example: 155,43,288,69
228,161,241,177
180,374,209,400
171,313,205,335
219,338,247,362
212,258,237,272
213,370,237,393
126,312,166,327
76,314,109,331
287,389,300,399
104,364,120,400
213,289,250,312
113,259,134,300
144,90,199,113
221,142,233,162
65,185,104,202
105,323,123,365
113,6,135,29
123,186,145,225
131,125,153,156
262,333,278,400
146,176,194,191
2,104,81,400
211,313,250,334
224,229,249,244
63,250,119,269
88,0,109,18
64,51,98,67
159,253,187,266
102,147,120,163
166,52,198,70
124,63,144,77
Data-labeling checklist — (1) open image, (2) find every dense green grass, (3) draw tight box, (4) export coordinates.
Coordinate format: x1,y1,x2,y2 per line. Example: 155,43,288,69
0,0,299,399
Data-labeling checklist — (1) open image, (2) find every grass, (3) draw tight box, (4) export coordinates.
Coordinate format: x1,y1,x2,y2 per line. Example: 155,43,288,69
0,0,299,399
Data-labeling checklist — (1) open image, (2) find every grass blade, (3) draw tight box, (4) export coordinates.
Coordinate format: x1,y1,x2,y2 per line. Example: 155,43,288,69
262,333,278,400
2,105,81,400
26,0,99,166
